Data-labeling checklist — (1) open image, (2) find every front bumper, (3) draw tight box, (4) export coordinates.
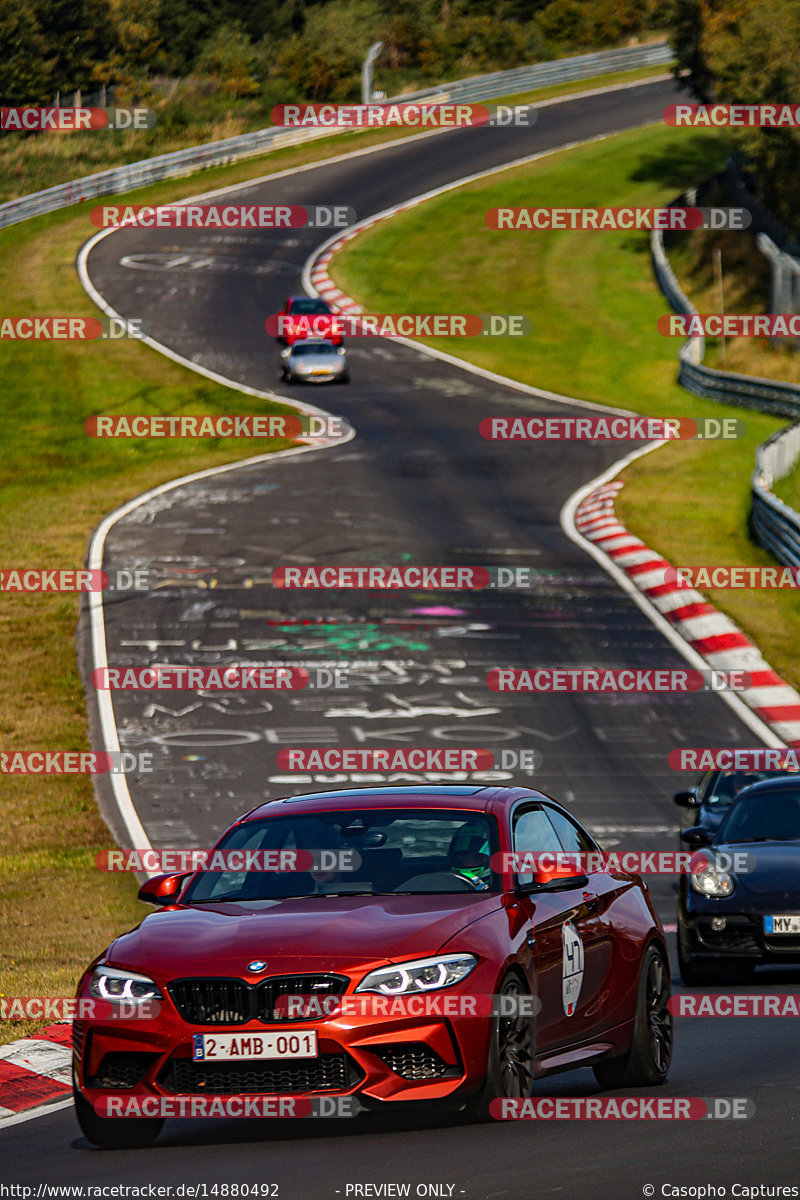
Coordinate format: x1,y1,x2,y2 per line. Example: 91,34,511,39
73,984,493,1110
292,366,345,382
679,907,800,963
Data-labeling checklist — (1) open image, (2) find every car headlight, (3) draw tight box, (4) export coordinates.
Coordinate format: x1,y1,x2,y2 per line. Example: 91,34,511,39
355,954,477,995
89,965,163,1003
690,866,734,898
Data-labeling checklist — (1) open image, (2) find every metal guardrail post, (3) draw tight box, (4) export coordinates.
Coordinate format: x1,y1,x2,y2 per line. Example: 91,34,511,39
362,43,384,105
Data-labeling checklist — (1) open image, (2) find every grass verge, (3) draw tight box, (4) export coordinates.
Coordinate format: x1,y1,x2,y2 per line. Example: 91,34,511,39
329,122,800,688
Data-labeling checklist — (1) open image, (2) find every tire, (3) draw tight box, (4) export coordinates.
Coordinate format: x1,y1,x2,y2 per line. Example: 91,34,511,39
465,973,534,1121
73,1086,164,1150
593,944,673,1089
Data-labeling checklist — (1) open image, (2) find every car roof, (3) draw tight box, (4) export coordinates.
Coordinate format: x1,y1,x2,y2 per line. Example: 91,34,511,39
734,776,800,795
243,784,548,821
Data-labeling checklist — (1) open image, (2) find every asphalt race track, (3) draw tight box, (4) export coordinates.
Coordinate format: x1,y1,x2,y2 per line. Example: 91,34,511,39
3,77,799,1195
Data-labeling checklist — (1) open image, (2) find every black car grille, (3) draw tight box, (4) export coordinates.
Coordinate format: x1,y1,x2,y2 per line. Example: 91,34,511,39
158,1053,361,1095
168,975,349,1025
88,1052,160,1089
764,934,800,952
371,1043,457,1081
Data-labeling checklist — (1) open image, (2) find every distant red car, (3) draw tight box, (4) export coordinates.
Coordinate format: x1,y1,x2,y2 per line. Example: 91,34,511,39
73,786,672,1148
276,296,343,346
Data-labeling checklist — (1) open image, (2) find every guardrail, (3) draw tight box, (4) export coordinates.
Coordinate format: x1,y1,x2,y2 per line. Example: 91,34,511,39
651,196,800,568
0,41,671,232
752,425,800,568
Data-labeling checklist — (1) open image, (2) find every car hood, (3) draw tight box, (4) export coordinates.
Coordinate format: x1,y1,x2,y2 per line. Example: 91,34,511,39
292,352,341,368
107,894,500,979
722,842,800,896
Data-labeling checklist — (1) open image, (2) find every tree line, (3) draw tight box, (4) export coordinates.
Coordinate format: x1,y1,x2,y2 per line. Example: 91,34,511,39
0,0,667,105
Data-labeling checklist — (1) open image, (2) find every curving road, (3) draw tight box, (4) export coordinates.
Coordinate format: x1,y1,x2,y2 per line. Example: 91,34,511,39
4,77,799,1194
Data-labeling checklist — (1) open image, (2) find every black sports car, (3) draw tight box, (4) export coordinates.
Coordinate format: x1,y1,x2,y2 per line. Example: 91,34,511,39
678,777,800,985
673,768,794,838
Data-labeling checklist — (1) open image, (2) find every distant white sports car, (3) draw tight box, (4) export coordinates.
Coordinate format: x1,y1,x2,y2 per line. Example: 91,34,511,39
280,338,348,383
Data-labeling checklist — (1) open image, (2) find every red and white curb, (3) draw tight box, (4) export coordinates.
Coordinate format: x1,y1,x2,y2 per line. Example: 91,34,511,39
0,1024,72,1121
308,214,406,313
574,480,800,746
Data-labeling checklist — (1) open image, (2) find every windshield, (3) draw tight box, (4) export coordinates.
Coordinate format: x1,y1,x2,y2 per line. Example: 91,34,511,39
182,809,500,901
705,769,795,807
288,299,330,315
292,342,337,356
718,788,800,843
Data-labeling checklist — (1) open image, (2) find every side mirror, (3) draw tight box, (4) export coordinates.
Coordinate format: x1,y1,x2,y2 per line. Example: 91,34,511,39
517,863,589,893
674,789,699,808
680,826,714,847
138,872,192,906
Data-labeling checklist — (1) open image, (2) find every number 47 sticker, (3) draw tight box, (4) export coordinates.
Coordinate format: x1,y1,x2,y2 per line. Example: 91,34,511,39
562,921,585,1016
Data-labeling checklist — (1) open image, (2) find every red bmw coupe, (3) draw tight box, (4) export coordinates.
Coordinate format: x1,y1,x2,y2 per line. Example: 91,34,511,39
73,785,672,1147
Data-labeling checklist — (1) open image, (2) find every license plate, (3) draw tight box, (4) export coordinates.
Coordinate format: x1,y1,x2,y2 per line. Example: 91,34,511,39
192,1031,318,1062
764,914,800,934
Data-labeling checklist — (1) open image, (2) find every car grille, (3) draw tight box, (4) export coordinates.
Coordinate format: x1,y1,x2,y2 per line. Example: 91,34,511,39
88,1052,160,1089
371,1043,457,1080
158,1053,361,1095
764,934,800,952
168,975,349,1025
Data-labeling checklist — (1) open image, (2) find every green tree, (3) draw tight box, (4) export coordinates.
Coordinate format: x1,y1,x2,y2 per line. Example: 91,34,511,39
668,0,800,230
0,0,53,104
31,0,116,92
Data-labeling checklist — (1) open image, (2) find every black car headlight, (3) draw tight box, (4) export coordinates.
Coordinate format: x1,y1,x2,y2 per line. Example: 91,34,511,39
355,954,477,995
89,965,163,1003
690,866,734,898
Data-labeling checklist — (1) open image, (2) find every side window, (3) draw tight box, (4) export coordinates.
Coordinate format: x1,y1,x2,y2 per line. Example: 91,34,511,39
513,806,562,886
544,806,596,855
